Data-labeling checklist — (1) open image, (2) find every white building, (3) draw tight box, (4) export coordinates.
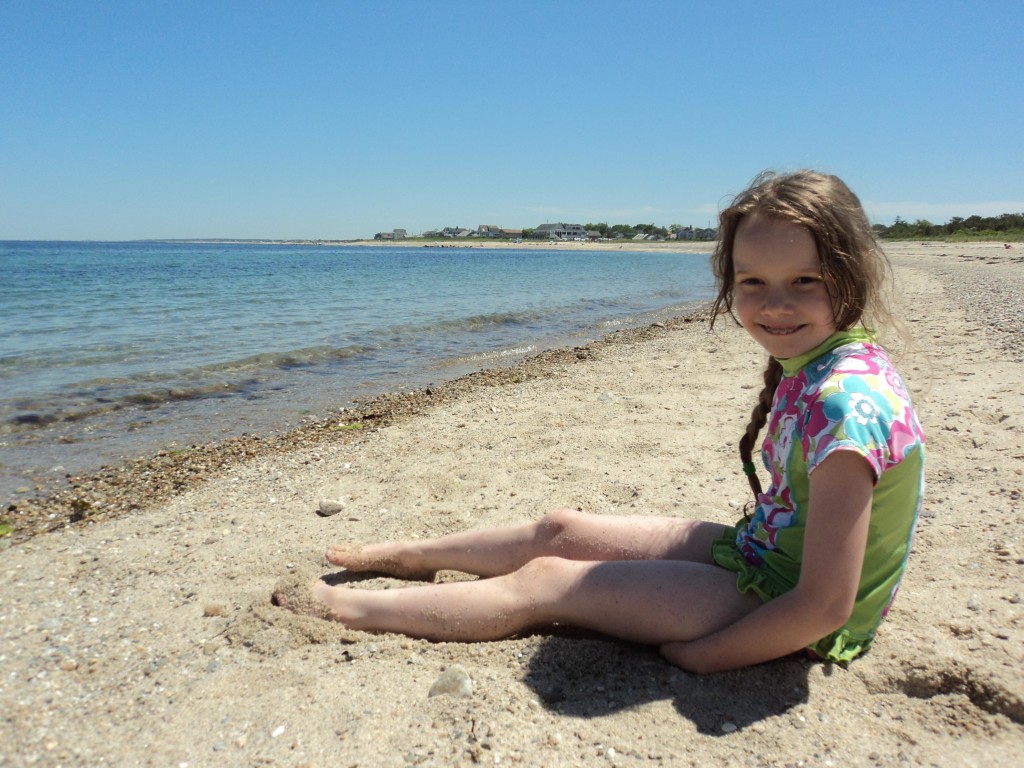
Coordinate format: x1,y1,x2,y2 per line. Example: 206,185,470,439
531,222,587,240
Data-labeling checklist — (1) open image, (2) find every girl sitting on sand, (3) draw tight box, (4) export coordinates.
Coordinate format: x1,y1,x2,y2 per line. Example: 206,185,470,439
275,170,925,673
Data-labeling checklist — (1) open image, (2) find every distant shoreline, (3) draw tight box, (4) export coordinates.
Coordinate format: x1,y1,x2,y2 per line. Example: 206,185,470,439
135,238,720,254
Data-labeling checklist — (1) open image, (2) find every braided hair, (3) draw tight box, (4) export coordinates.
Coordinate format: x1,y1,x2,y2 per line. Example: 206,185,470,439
709,170,893,503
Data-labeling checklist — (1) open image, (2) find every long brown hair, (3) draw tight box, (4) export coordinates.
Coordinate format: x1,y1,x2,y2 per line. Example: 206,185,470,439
710,170,893,500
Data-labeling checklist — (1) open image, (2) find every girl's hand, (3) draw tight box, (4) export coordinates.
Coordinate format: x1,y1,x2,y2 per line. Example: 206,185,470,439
659,643,700,671
661,451,875,673
660,640,711,674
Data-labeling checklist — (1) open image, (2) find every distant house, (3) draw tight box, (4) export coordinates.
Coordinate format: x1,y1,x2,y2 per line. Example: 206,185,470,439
531,222,587,240
439,227,475,238
672,226,717,241
477,225,524,239
374,229,407,240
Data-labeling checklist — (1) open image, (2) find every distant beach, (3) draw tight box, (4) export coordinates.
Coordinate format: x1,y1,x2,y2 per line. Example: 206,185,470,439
349,238,718,253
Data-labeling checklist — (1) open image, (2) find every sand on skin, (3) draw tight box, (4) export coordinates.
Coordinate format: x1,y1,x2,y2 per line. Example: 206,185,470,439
1,241,1022,767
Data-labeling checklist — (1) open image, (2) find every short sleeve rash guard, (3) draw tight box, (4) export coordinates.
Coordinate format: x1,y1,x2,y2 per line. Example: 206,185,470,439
711,329,926,662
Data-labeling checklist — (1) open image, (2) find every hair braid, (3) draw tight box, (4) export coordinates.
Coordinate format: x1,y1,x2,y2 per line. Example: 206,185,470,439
710,170,901,517
739,358,783,505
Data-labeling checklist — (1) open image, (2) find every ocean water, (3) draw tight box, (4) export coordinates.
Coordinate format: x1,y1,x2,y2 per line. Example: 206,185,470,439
0,240,714,499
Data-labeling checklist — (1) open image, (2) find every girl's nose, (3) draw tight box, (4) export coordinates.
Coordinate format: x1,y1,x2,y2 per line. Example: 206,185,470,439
762,286,794,314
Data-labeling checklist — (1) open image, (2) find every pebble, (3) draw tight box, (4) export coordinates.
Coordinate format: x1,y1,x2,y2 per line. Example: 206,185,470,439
271,725,285,739
721,721,737,733
317,499,346,517
967,595,981,611
428,664,474,698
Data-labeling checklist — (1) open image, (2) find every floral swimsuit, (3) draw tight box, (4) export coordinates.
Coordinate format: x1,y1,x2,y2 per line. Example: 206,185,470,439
711,329,926,662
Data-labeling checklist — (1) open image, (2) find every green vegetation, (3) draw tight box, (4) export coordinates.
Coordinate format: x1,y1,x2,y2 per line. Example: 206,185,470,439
395,211,1024,243
874,213,1024,241
584,222,669,239
583,222,716,240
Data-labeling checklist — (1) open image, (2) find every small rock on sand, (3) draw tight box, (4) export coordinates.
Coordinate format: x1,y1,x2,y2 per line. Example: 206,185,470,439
428,664,473,699
317,498,346,517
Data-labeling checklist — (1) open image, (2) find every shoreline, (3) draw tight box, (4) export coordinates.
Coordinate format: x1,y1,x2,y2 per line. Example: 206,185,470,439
1,309,713,548
347,239,718,254
125,239,719,253
3,240,1021,548
0,241,715,516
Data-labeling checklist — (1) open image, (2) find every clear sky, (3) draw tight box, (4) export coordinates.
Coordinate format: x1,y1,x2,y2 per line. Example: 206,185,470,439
2,0,1021,240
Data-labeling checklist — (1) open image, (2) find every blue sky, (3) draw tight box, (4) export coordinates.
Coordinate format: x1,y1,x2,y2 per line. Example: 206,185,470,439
2,0,1021,240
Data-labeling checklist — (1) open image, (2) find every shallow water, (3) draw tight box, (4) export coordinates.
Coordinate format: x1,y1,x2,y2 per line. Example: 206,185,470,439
0,240,714,499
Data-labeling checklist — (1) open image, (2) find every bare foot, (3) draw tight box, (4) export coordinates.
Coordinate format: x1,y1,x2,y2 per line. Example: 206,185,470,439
325,542,437,582
270,567,336,621
267,574,378,630
310,581,372,628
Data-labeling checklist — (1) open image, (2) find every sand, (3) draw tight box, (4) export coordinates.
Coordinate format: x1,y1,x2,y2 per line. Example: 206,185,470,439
1,241,1022,767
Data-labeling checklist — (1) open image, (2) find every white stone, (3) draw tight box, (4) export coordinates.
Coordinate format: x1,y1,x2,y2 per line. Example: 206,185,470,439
428,664,473,698
317,498,346,517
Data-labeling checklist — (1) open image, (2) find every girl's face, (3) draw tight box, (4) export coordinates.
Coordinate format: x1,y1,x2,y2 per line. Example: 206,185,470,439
732,214,837,359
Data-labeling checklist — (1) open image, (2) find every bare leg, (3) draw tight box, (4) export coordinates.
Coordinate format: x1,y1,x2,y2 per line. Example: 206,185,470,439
326,508,727,579
312,555,760,645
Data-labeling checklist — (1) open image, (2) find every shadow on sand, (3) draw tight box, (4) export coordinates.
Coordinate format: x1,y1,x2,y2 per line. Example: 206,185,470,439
522,631,812,735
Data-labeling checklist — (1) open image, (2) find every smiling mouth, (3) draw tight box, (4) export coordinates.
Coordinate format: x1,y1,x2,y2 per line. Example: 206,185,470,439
760,324,804,336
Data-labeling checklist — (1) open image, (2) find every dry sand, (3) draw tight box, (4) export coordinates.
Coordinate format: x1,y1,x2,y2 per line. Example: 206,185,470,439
1,242,1022,767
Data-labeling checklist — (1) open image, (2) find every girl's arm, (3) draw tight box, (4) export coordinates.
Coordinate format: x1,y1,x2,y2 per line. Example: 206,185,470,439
661,450,874,673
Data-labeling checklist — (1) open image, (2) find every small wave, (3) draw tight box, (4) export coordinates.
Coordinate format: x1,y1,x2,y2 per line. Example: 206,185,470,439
381,310,546,338
0,344,377,434
224,345,374,372
459,344,539,363
1,382,248,434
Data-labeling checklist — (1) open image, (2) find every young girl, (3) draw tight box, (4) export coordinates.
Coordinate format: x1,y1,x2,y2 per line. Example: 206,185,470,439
275,170,925,673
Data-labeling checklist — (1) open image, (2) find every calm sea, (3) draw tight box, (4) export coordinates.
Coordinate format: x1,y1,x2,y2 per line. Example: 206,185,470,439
0,240,714,500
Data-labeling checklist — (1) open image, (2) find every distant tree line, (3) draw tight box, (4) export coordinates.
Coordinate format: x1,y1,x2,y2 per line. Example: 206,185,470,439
873,212,1024,240
583,222,668,239
572,222,716,240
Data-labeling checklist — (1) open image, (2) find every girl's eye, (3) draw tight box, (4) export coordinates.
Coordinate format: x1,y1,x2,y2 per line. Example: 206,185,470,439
737,277,762,286
795,276,820,285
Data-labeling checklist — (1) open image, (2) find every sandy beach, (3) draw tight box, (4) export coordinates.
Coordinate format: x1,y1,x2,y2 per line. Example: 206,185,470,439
2,241,1022,767
349,238,718,254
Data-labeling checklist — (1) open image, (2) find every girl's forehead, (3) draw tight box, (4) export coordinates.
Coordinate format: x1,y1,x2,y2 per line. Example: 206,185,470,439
733,215,820,270
736,213,808,242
